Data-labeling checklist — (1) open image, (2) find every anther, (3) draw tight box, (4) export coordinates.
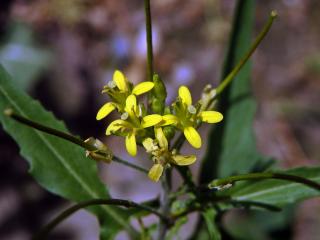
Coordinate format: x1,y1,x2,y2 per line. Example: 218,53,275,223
187,105,196,114
121,112,129,120
107,80,116,88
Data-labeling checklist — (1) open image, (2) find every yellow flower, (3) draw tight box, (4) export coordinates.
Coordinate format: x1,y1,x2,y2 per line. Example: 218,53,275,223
96,70,155,120
106,94,162,156
173,85,223,149
143,127,196,182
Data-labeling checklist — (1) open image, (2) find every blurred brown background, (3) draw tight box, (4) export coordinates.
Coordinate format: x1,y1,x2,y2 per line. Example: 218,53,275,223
0,0,319,239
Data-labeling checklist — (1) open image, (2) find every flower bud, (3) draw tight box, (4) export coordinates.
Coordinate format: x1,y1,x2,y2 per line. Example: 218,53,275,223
151,97,165,114
152,74,167,101
150,74,167,114
163,126,175,140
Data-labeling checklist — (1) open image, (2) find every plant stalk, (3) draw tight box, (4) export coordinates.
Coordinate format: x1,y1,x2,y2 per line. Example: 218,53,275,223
208,172,320,191
5,109,148,174
157,170,173,240
32,198,168,240
144,0,154,82
211,10,277,102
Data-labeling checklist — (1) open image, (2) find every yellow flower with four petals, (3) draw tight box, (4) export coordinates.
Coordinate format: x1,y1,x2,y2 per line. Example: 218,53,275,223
143,127,196,181
96,70,155,120
172,85,223,148
106,94,162,156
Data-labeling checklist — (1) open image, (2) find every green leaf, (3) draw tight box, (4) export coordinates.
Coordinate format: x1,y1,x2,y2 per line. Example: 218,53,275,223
222,211,269,240
202,209,221,240
0,65,129,238
200,0,264,182
223,167,320,207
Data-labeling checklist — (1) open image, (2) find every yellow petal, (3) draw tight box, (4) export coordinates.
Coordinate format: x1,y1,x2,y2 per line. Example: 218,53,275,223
125,95,137,115
132,82,154,95
105,120,128,135
178,85,192,105
96,102,116,120
160,114,178,126
155,127,168,149
113,70,127,91
141,114,162,128
183,126,201,148
148,164,164,182
172,154,196,166
125,132,137,156
142,138,155,153
200,111,223,123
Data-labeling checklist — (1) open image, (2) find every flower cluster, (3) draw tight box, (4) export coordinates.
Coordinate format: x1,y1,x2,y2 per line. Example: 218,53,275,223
97,70,223,181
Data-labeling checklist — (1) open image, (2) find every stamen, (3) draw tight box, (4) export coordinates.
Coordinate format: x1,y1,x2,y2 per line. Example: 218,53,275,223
107,80,116,88
187,105,196,114
121,112,129,120
138,104,143,117
208,89,216,99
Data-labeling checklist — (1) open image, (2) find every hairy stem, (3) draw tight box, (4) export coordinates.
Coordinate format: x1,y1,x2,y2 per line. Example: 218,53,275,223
5,109,148,174
32,198,167,240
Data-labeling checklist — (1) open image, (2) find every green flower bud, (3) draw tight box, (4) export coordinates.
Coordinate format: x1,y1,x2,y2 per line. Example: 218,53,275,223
152,74,167,101
151,97,165,114
163,126,175,140
164,106,171,115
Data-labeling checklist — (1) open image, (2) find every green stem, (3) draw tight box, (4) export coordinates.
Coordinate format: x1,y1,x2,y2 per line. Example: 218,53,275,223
113,156,148,174
211,10,277,102
5,109,148,174
171,196,230,220
32,198,168,240
157,170,173,240
5,109,94,150
208,172,320,191
144,0,154,82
